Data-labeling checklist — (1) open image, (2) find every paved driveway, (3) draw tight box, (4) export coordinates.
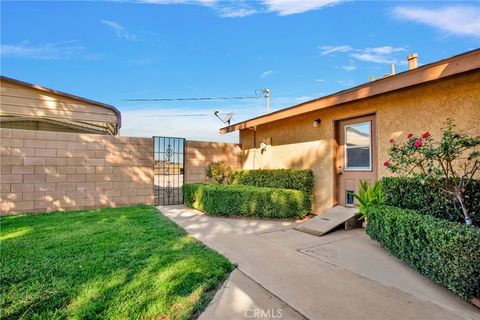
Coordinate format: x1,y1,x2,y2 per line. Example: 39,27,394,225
160,205,479,320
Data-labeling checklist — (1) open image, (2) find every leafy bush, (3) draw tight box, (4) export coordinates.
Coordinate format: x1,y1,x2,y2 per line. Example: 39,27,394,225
228,169,314,195
366,205,480,301
382,177,479,225
384,119,480,225
353,181,384,220
205,161,231,184
183,183,311,219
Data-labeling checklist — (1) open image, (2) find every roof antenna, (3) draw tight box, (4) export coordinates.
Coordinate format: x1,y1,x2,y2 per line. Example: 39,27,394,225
214,110,234,125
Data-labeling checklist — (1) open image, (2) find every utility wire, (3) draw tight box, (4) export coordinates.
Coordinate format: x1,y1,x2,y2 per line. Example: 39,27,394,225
143,112,252,118
123,96,260,102
144,114,210,117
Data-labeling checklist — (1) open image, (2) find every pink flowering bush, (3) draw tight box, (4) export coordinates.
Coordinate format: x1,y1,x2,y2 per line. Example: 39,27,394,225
385,119,480,225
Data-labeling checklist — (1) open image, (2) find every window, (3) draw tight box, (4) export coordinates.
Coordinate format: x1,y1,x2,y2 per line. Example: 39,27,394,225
344,121,371,171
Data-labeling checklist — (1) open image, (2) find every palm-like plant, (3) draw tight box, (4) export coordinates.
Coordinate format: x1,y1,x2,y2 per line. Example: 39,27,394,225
354,180,384,220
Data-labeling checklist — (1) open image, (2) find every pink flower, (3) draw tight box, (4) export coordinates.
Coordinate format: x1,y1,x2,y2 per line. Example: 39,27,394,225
407,133,414,139
422,131,430,139
383,161,390,167
414,140,423,148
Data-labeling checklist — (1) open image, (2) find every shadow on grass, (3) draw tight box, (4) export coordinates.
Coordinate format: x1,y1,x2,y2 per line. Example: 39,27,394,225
0,205,233,320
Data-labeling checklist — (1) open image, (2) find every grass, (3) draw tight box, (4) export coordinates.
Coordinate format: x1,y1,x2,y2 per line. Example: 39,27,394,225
0,205,233,320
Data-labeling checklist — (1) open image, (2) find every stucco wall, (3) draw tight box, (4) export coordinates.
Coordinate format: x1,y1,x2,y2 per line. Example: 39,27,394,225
240,71,480,214
0,128,154,214
185,140,242,183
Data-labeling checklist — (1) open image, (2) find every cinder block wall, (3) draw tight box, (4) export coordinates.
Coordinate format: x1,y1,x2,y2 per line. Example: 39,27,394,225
0,128,154,214
185,140,242,183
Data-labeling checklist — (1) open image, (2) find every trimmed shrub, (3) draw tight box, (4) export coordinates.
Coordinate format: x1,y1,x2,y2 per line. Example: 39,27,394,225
381,177,480,225
229,169,314,195
366,205,480,301
183,183,311,219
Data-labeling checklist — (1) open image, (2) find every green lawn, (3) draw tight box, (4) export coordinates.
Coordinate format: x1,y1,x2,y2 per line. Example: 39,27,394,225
0,205,233,320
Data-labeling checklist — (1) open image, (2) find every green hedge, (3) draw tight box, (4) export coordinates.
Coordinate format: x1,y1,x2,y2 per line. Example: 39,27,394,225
381,177,480,225
366,205,480,301
183,183,311,219
229,169,314,195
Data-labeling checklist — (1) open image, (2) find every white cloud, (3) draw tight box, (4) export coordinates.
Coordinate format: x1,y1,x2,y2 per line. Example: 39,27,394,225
0,41,85,60
318,45,352,56
340,65,356,71
218,6,257,18
294,96,312,102
320,44,406,64
140,0,216,6
365,46,405,55
101,19,138,41
393,5,480,37
139,0,344,17
315,79,326,82
350,47,406,64
339,59,357,71
350,53,397,64
262,0,342,16
139,0,257,18
260,70,274,78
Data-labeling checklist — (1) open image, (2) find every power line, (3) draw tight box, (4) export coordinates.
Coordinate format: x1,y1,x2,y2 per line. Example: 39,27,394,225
143,114,210,117
123,96,260,102
142,112,252,118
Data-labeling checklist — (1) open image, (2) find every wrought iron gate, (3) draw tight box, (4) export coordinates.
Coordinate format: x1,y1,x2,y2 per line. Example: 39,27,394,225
153,136,185,205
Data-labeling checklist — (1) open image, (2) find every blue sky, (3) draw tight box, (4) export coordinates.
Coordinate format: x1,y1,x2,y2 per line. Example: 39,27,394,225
2,1,479,142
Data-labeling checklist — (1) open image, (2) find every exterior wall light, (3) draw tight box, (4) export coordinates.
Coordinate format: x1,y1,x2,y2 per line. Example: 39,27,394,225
260,137,271,153
313,119,321,127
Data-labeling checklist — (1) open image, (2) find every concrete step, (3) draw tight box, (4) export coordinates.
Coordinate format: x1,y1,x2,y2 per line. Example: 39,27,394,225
294,205,359,236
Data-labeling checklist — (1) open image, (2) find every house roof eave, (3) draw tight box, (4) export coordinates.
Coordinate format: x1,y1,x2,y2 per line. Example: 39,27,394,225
220,49,480,134
0,75,122,128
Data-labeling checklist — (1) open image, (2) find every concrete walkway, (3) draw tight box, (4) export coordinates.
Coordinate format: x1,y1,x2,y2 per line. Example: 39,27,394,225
200,269,306,320
160,205,480,320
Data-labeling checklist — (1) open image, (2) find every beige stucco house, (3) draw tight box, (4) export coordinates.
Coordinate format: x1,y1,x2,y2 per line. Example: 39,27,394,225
221,49,480,214
0,76,121,135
